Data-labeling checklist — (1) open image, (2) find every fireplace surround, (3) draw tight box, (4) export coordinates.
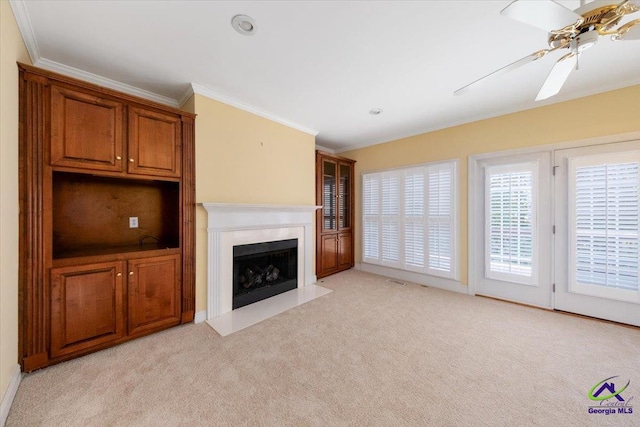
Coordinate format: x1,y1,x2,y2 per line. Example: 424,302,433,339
202,203,320,319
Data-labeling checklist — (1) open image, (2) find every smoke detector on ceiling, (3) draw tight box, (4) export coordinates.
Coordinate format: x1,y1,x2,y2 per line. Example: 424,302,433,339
231,15,257,36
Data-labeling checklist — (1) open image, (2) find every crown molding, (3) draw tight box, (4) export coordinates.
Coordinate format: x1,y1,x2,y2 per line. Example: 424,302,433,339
35,58,179,108
9,1,179,108
178,84,195,108
9,0,40,62
11,0,318,133
190,83,319,136
315,144,335,153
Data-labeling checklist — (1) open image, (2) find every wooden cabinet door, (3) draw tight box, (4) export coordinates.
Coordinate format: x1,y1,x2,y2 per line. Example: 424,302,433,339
320,234,339,275
337,232,353,270
50,261,125,358
127,254,181,336
128,107,181,178
50,85,124,172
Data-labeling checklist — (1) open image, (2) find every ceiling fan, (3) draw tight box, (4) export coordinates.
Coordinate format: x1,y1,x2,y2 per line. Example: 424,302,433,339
454,0,640,100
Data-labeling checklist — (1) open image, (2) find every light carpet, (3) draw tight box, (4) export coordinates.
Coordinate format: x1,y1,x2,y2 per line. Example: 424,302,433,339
7,270,640,426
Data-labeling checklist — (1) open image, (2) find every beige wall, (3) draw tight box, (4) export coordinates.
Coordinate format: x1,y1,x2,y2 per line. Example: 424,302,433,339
342,84,640,286
1,0,31,403
189,94,316,312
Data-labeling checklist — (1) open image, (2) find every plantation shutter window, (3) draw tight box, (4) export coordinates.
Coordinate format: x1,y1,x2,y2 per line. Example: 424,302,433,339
568,153,640,302
381,172,401,265
362,161,457,279
427,163,455,277
404,168,426,271
363,174,380,261
485,163,538,285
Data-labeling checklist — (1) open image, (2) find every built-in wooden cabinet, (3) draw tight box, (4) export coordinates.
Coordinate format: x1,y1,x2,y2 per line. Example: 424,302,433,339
316,151,355,278
19,63,196,372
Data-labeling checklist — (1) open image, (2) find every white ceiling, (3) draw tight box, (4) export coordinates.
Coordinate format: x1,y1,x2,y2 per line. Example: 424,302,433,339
10,0,640,152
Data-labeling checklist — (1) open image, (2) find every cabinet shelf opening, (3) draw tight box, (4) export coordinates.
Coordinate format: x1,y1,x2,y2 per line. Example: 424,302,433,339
52,172,180,259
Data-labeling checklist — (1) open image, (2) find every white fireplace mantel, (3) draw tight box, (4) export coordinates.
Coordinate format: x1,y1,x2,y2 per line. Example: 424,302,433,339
202,203,321,319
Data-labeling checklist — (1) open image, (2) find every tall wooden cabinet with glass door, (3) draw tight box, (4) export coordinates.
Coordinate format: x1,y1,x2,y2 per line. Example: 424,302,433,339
316,151,355,278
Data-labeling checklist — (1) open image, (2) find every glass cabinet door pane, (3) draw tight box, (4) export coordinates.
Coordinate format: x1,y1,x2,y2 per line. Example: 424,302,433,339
323,161,337,231
339,163,351,229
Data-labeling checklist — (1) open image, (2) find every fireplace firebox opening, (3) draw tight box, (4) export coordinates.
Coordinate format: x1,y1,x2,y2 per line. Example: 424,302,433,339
232,238,298,309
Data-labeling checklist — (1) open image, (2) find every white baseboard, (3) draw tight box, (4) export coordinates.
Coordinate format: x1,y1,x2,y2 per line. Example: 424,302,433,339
356,263,468,294
194,310,207,324
1,365,22,427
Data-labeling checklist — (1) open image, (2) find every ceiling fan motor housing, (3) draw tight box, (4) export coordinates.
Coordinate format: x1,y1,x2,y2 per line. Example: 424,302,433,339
548,4,624,48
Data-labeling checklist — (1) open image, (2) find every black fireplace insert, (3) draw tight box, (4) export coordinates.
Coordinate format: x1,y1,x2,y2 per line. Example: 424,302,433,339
232,238,298,309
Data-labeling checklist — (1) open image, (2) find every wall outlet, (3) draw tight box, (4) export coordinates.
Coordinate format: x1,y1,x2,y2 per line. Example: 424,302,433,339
129,217,138,228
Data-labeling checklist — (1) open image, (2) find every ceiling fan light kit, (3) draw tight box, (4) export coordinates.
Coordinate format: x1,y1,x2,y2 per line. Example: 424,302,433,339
455,0,640,101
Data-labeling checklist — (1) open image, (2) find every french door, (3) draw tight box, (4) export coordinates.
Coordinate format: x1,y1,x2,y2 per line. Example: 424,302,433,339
554,141,640,326
473,152,553,307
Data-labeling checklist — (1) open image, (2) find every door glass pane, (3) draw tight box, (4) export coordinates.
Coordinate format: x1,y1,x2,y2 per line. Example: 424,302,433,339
339,163,351,229
571,158,639,297
323,161,336,231
485,163,537,285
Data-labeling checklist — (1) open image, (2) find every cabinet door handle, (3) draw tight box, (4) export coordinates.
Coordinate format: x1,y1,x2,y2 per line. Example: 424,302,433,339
129,158,135,163
116,156,122,160
129,271,134,276
116,272,122,277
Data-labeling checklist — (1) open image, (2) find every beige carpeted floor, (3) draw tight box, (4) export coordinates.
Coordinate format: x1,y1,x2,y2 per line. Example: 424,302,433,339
7,270,640,426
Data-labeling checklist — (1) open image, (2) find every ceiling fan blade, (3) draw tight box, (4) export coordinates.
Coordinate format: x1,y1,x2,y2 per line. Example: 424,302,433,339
501,0,583,32
535,53,577,101
614,19,640,40
454,50,548,96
